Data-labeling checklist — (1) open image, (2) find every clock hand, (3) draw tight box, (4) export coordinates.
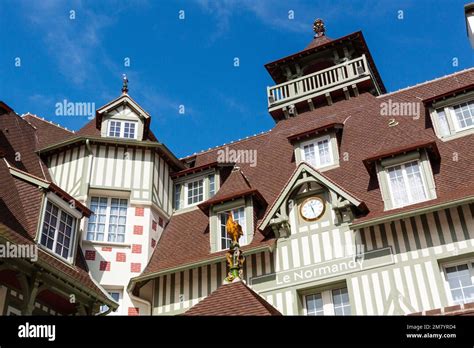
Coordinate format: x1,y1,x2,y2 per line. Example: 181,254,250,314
310,205,316,214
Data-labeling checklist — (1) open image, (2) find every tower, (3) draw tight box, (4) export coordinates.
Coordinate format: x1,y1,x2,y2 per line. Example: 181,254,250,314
265,19,386,121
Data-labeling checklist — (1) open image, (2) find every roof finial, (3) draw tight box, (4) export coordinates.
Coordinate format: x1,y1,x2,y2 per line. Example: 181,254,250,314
122,74,129,94
313,18,326,38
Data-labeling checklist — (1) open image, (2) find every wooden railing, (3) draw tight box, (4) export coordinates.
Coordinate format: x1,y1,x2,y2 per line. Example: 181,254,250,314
267,55,369,107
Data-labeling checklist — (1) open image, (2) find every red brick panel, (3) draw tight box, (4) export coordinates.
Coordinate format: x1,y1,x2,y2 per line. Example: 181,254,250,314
133,225,143,235
99,261,111,271
102,247,112,252
152,220,157,231
85,250,96,260
159,217,164,227
116,252,126,262
131,263,141,273
135,207,144,216
132,244,142,254
151,239,156,248
128,307,140,316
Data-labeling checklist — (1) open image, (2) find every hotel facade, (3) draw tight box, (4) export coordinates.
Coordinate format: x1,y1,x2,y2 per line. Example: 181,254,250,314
1,20,474,316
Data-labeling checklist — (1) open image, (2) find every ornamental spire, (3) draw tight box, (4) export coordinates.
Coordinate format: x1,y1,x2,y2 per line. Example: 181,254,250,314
121,74,129,94
223,213,246,283
313,18,326,38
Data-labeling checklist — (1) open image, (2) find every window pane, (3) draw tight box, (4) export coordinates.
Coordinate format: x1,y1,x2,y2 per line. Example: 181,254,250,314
332,288,351,316
306,293,324,316
446,263,474,304
454,101,474,130
404,161,426,203
317,139,331,165
303,144,316,166
436,109,451,136
123,122,136,139
208,174,215,198
388,165,409,207
174,184,181,210
109,121,121,137
87,197,108,241
187,179,204,205
108,199,127,243
40,201,75,259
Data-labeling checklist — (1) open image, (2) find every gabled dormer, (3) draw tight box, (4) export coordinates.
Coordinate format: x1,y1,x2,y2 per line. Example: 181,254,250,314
265,19,386,121
95,77,151,141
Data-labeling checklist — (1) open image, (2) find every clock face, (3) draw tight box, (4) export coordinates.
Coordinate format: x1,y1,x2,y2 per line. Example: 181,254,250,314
300,197,325,221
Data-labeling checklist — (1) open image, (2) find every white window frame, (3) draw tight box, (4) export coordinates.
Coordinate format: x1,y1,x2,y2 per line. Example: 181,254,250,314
300,135,334,169
107,120,138,139
86,197,128,244
39,200,77,262
441,259,474,306
385,159,429,209
217,206,247,251
184,178,204,207
432,95,474,139
303,287,351,316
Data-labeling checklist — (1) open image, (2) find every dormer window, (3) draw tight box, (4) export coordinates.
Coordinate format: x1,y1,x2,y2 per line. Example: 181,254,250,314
375,150,437,210
298,134,338,170
302,135,333,168
40,200,76,260
174,173,217,210
386,160,428,208
430,93,474,140
108,120,137,139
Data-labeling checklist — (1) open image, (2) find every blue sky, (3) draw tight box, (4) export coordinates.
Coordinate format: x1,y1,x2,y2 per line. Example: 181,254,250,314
0,0,472,158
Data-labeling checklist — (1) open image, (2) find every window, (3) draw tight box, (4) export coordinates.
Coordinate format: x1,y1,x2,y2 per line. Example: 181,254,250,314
186,179,204,206
100,291,121,314
301,135,334,169
386,160,428,208
305,287,351,316
444,261,474,305
108,120,137,139
209,174,215,197
174,184,181,210
40,201,76,260
433,98,474,138
218,207,246,250
123,122,136,139
109,121,121,137
174,174,216,210
87,197,128,243
453,102,474,130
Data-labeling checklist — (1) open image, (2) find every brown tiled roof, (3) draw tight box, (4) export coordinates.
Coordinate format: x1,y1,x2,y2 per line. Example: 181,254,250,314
141,208,274,276
22,113,74,149
183,281,281,316
141,68,474,279
0,222,111,302
198,168,267,213
0,108,113,305
0,111,50,180
305,35,333,50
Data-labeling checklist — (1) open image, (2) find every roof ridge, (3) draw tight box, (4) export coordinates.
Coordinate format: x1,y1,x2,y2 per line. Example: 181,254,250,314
180,130,272,160
22,113,75,133
378,67,474,98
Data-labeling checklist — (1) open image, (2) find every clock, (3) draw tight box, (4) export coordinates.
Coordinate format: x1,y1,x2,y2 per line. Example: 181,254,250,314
299,197,325,222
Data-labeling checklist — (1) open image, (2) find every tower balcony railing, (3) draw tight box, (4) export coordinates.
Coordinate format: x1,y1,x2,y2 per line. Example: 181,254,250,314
267,54,369,108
